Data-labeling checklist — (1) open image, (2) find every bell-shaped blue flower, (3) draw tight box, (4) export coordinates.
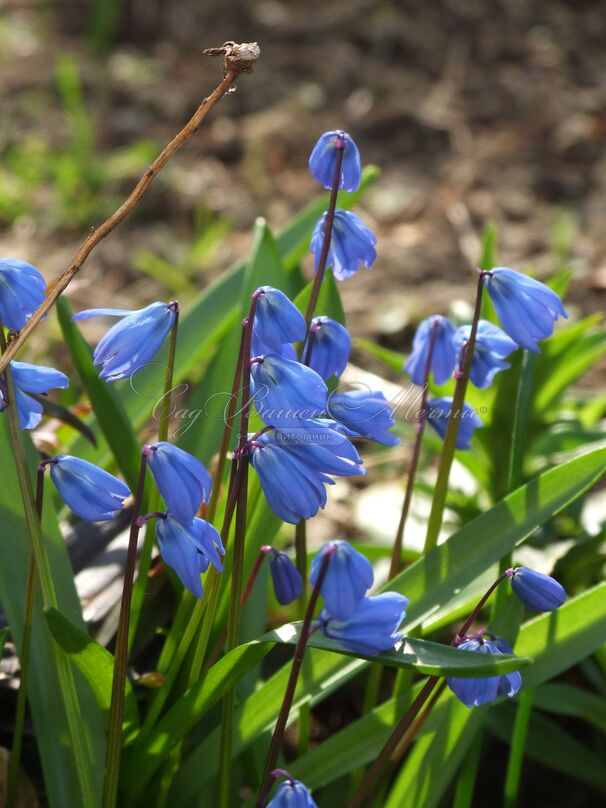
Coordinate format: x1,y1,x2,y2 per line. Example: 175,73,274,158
484,267,568,353
327,388,399,446
72,301,178,382
146,442,211,524
404,315,457,386
250,425,365,524
308,130,361,193
427,397,482,450
0,361,69,430
155,513,224,599
320,592,409,656
454,320,518,389
49,455,130,522
447,637,522,707
311,540,373,620
268,778,318,808
252,286,306,354
251,355,328,424
304,316,351,380
311,210,377,282
508,567,566,611
0,258,46,331
269,550,303,605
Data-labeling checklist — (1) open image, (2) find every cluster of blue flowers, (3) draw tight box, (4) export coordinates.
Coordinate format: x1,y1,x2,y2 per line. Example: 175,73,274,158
405,268,568,449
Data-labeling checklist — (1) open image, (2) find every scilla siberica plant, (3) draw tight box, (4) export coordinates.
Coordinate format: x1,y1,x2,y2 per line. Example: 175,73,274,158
0,56,596,808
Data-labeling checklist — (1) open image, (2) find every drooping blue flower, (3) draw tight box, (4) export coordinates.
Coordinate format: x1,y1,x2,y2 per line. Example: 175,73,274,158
250,425,365,524
508,567,566,612
320,592,409,656
404,315,457,386
426,397,482,450
304,316,351,380
308,130,361,193
49,455,130,522
484,267,568,353
252,286,306,354
0,361,69,430
311,540,373,620
447,637,522,707
146,442,212,524
155,513,224,599
251,354,328,424
310,210,377,282
327,388,399,446
0,258,46,331
268,778,318,808
269,550,303,605
72,301,178,382
454,320,518,389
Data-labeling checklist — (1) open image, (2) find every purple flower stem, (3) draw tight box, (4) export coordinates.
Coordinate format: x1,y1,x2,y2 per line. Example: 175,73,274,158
256,545,335,808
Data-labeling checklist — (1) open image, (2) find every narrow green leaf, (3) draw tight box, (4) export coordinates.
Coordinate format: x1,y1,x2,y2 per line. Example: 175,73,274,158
294,269,346,325
533,683,606,735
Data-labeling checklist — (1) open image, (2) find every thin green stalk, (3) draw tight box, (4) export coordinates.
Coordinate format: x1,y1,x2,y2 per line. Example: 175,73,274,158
503,688,535,808
6,467,44,808
0,328,97,807
452,730,483,808
423,272,487,553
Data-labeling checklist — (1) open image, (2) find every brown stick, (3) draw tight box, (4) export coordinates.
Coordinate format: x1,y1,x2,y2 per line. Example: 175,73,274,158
0,41,259,373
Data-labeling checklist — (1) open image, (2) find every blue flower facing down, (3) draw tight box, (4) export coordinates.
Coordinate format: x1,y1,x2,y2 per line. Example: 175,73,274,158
308,130,361,192
253,286,306,354
327,388,399,446
454,320,518,389
146,442,212,525
320,592,409,656
269,550,303,605
311,210,377,282
0,258,46,331
268,778,318,808
508,567,566,612
251,354,328,424
0,361,69,430
49,455,130,522
250,425,365,524
405,315,457,386
484,267,568,353
72,301,178,382
311,540,373,620
427,397,482,450
155,513,224,599
447,637,522,708
304,316,351,380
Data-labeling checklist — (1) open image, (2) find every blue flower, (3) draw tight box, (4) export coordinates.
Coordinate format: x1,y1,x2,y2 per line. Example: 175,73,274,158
320,592,409,656
0,361,69,430
447,637,522,707
72,302,178,382
48,455,130,522
404,315,457,386
304,316,351,380
327,388,399,446
250,425,365,524
155,513,224,599
484,267,568,353
508,567,566,612
146,442,212,524
308,130,361,193
269,550,303,605
252,286,306,354
0,258,46,331
311,210,377,281
427,397,482,450
454,320,518,389
311,540,373,620
251,355,327,424
268,778,318,808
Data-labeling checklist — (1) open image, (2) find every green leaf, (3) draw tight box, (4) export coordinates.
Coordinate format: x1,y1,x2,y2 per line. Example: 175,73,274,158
533,682,606,735
0,627,9,656
294,268,346,325
353,337,406,373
